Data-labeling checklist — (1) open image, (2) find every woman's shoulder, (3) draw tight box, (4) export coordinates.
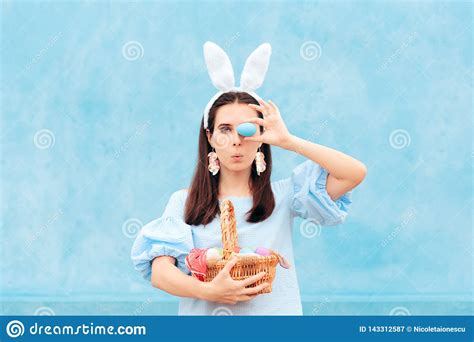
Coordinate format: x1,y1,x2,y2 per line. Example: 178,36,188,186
170,188,189,203
162,189,189,218
271,178,292,198
270,160,322,200
176,188,189,194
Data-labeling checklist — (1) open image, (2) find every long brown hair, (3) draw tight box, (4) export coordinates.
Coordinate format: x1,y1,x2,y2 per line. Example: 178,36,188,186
184,91,275,226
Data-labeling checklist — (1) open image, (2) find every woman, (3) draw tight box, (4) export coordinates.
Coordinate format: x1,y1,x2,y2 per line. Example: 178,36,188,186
131,42,366,315
131,91,366,315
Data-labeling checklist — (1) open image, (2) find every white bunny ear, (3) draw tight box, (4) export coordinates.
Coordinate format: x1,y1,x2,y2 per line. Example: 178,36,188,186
240,43,272,92
203,41,235,91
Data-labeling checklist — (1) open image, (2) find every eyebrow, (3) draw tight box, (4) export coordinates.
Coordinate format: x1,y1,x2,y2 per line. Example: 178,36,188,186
217,123,232,128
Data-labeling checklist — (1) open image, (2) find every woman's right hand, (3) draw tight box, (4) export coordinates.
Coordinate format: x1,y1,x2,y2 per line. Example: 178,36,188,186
200,256,269,305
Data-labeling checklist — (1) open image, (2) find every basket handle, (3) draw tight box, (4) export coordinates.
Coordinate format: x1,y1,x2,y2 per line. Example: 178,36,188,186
219,200,239,260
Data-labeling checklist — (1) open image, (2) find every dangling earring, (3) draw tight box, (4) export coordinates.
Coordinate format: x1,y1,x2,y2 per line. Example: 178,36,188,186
208,148,220,175
255,147,266,176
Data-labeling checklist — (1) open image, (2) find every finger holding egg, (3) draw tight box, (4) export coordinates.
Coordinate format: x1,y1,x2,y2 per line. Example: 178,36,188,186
242,100,292,148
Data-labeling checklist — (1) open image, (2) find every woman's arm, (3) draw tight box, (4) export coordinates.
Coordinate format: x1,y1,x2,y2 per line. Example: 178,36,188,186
151,255,269,305
245,99,367,201
281,135,367,200
151,256,208,299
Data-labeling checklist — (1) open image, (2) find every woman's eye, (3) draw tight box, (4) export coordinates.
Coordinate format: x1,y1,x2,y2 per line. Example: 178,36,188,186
220,127,231,132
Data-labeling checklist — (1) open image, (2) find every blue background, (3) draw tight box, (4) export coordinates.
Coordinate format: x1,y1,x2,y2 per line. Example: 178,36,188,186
1,0,472,315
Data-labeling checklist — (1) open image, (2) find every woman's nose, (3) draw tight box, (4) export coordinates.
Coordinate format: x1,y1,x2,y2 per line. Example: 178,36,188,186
232,130,243,146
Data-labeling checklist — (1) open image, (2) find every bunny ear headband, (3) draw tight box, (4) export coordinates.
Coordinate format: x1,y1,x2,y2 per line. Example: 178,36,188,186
202,41,272,130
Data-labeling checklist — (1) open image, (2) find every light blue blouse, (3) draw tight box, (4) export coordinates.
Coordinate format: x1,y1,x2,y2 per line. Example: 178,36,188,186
130,160,353,315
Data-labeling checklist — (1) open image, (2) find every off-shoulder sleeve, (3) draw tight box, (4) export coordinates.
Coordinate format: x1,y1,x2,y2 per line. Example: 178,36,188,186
290,160,353,226
130,190,194,280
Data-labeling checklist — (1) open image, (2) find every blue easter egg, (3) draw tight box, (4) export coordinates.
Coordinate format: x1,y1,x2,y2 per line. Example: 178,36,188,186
237,123,257,137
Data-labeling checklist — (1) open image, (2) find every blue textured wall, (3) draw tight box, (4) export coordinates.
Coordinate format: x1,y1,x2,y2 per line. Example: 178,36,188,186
1,1,472,315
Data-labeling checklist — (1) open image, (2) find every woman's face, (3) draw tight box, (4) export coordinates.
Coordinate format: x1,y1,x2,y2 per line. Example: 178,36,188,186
207,102,262,173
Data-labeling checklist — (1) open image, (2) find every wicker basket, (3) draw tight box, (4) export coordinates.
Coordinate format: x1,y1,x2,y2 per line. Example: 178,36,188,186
204,199,279,294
